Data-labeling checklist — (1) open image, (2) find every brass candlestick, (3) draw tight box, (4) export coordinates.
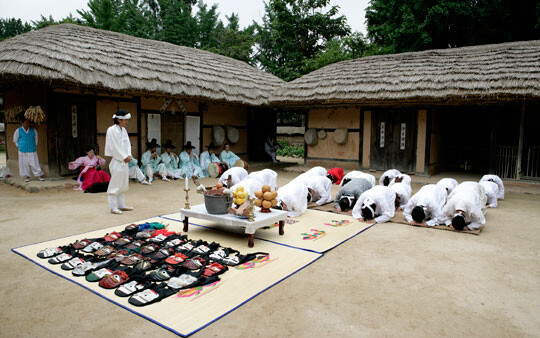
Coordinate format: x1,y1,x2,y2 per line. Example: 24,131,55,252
248,197,255,222
184,187,191,209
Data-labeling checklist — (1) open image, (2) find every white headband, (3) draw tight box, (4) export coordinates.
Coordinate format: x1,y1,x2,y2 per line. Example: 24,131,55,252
342,195,355,208
363,198,375,216
112,113,131,119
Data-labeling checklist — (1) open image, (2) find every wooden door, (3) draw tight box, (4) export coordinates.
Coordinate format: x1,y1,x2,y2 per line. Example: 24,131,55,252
51,93,96,176
370,110,416,172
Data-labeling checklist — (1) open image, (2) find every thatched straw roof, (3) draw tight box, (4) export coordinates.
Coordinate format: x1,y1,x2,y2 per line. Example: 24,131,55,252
0,24,284,106
271,40,540,106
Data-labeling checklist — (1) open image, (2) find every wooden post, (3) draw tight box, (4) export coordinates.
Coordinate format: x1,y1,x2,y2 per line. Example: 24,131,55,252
415,110,427,174
516,104,526,180
362,111,371,169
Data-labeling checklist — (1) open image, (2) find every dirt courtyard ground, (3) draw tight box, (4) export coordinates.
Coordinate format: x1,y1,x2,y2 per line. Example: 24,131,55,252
1,167,540,338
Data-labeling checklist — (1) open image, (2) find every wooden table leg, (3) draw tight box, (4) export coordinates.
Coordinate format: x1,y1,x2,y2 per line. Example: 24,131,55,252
279,220,285,235
183,216,189,232
248,234,254,248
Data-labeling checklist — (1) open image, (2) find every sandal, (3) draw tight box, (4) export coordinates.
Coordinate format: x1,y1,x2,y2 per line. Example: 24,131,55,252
94,246,115,257
99,270,130,289
124,224,139,236
165,253,188,265
72,259,113,277
128,284,177,307
82,241,104,253
149,247,175,261
203,262,228,277
73,239,93,250
139,244,160,255
115,279,153,297
120,254,143,266
37,247,63,259
149,266,177,282
86,268,114,282
61,256,88,270
104,232,122,242
48,252,73,264
221,252,268,266
181,256,206,270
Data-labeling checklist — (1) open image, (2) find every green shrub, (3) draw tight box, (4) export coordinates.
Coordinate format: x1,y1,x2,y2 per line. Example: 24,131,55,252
276,140,304,158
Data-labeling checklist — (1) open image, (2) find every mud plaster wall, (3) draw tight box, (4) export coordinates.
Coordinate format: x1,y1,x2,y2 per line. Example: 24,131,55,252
307,107,361,161
202,103,248,156
96,99,138,169
5,86,49,175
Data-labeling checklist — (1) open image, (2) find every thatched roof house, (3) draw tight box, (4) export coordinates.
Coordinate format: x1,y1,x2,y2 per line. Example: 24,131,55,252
0,24,283,106
271,40,540,106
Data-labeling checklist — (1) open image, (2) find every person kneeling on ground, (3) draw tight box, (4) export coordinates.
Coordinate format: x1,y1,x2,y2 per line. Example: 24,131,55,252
442,181,487,231
479,180,499,208
436,178,458,196
403,184,447,226
248,169,278,191
326,167,344,185
218,167,248,188
379,169,401,186
479,174,505,200
295,175,333,207
273,181,309,217
352,185,396,223
333,177,372,213
341,171,376,188
389,182,412,210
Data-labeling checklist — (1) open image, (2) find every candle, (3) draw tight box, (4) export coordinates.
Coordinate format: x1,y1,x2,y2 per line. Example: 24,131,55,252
185,176,189,190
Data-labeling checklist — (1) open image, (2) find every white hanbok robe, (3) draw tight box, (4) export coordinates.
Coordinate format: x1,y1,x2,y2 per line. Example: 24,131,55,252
341,171,376,188
161,152,183,178
436,178,458,196
248,169,278,191
105,124,131,203
442,181,487,230
479,174,504,200
480,180,499,208
379,169,401,185
389,174,411,186
231,178,263,199
276,181,309,217
200,151,220,176
403,184,447,226
389,182,412,208
128,159,145,182
218,167,248,187
352,185,396,223
295,175,333,206
304,166,327,177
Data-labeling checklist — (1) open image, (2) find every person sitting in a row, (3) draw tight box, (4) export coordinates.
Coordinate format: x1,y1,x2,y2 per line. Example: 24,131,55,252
220,143,240,168
200,142,221,177
142,139,169,182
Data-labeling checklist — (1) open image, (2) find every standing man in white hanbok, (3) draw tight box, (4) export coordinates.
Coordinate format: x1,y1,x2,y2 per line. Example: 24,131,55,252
199,142,221,177
13,114,45,182
248,169,278,191
403,184,447,226
442,181,487,231
218,167,248,187
479,174,505,200
379,169,401,186
274,181,309,217
352,185,396,223
105,110,134,215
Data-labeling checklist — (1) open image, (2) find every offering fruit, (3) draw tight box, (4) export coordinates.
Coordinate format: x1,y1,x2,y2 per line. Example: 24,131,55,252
254,187,278,213
205,183,226,196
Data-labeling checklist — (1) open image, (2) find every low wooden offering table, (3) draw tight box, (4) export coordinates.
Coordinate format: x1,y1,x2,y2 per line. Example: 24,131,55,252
180,204,287,247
